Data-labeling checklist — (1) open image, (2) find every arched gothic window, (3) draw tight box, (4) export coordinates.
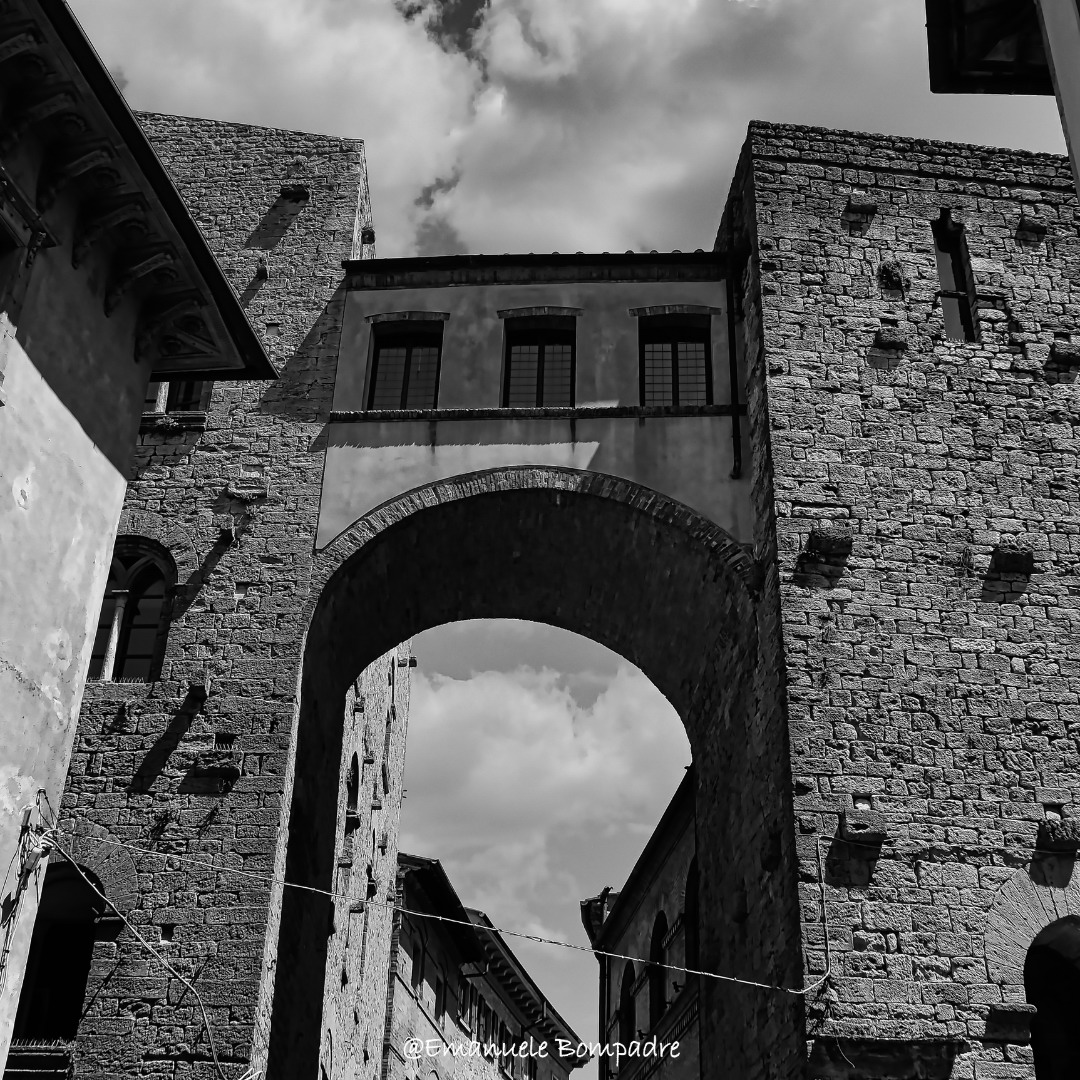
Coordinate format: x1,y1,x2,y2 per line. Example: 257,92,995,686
648,911,669,1028
89,541,175,681
1026,915,1080,1080
618,961,636,1046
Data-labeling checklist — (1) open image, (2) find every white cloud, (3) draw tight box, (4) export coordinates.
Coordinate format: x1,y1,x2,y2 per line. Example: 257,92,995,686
398,652,689,1049
72,0,1063,259
400,664,689,894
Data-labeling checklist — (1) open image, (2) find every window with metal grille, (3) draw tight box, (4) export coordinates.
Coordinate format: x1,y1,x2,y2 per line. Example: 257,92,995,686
638,314,712,406
502,316,575,407
932,210,979,342
368,321,443,409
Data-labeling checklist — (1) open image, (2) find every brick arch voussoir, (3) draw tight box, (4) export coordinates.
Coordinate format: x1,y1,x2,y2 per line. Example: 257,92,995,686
56,820,140,916
985,861,1080,990
116,509,198,582
306,465,760,627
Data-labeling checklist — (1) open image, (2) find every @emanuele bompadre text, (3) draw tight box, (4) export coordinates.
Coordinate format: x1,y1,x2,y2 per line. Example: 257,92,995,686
402,1037,681,1064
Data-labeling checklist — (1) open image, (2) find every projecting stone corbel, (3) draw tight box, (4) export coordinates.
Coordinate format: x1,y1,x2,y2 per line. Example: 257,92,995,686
988,542,1034,576
985,1003,1036,1044
0,26,41,66
134,291,204,364
1037,817,1080,853
1016,211,1047,245
873,327,908,351
36,142,114,211
839,808,888,845
0,86,77,155
841,190,877,234
806,524,853,561
279,183,310,202
104,244,176,316
72,195,147,268
1050,340,1080,367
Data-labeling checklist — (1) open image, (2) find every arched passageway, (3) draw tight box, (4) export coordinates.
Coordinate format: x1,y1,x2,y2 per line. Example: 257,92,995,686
265,468,802,1080
1027,916,1080,1080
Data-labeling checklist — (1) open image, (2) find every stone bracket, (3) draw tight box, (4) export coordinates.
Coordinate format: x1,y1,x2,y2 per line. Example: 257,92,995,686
840,808,888,845
1050,340,1080,367
873,326,908,351
134,291,205,364
1037,817,1080,853
0,27,41,67
806,525,853,562
104,244,177,316
0,86,76,154
985,1003,1036,1043
72,195,147,269
37,141,113,211
989,543,1034,576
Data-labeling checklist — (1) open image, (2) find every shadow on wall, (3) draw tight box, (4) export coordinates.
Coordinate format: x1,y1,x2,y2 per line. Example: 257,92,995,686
245,188,309,250
258,289,346,422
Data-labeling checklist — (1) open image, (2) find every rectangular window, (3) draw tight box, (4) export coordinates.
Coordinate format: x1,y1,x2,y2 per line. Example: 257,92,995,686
144,380,205,414
932,211,978,342
368,321,443,409
166,380,205,411
639,314,712,406
411,943,425,992
503,317,575,407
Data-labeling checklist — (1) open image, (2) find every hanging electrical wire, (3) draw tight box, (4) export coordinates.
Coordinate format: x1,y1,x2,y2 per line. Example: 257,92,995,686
34,816,832,998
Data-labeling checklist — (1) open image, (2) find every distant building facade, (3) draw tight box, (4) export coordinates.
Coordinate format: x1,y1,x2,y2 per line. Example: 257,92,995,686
385,854,584,1080
581,771,698,1080
0,1,271,1070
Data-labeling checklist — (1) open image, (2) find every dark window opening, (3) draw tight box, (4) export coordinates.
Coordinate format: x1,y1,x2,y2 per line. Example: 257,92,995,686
12,863,106,1043
503,316,576,408
1027,916,1080,1080
166,380,205,411
411,941,425,993
618,961,636,1046
143,380,206,414
932,210,979,342
346,753,360,814
639,314,712,407
648,911,668,1028
88,541,175,682
368,322,443,410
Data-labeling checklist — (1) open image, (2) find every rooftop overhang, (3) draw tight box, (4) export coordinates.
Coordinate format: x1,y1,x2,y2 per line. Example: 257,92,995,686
925,0,1053,95
342,250,724,291
1,0,274,380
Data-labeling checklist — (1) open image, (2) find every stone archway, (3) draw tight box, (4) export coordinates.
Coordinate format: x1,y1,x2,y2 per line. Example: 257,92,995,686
263,466,803,1080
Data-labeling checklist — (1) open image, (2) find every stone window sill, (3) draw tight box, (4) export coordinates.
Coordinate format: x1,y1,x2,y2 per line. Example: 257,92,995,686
140,409,207,433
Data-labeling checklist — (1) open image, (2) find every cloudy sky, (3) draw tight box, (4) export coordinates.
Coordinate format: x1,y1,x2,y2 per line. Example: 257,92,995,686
400,621,689,1051
67,0,1071,1060
70,0,1065,260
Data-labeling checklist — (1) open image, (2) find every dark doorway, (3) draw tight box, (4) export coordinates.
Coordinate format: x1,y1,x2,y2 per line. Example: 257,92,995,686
12,862,105,1042
1026,915,1080,1080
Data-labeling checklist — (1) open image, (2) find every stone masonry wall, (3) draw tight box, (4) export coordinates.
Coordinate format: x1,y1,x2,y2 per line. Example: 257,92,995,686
320,647,411,1080
56,113,369,1080
740,121,1080,1078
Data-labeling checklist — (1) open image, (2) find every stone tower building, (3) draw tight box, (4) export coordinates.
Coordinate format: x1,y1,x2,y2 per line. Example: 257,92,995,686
15,114,1080,1080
